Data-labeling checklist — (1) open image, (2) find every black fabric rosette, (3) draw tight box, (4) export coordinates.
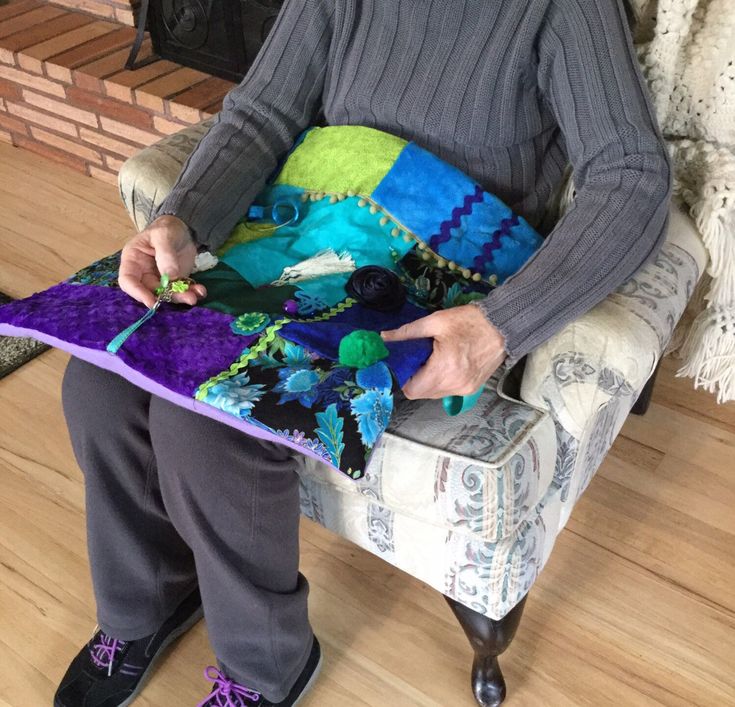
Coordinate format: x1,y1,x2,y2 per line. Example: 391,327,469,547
346,266,406,312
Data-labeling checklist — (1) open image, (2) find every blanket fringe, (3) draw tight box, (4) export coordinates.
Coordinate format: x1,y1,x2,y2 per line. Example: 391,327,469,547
671,154,735,403
676,306,735,404
688,197,735,306
667,272,711,355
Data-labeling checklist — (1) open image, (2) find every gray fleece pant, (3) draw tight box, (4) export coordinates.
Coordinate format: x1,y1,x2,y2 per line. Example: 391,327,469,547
60,356,314,702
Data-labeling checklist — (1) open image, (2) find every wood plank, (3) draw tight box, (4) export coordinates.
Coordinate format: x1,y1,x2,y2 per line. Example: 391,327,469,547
0,141,131,297
652,355,735,432
12,132,88,172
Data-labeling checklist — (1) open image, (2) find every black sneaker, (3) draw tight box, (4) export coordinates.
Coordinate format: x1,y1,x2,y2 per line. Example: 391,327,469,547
54,587,203,707
197,634,322,706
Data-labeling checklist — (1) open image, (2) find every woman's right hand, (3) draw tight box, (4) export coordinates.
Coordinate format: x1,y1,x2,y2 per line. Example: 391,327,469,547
118,215,208,309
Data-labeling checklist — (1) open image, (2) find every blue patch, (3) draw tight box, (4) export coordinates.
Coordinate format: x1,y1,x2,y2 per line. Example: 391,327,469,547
371,142,477,242
433,193,543,283
280,301,433,387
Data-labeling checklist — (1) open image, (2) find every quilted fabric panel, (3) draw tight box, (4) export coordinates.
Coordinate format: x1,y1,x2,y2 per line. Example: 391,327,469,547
4,125,553,480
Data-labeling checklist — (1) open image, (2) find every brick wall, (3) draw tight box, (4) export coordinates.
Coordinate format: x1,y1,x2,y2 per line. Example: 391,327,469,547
50,0,139,27
0,0,234,182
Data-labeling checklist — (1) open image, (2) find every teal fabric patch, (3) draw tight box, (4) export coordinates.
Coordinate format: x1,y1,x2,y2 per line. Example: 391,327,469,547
294,273,353,313
193,261,297,316
220,186,415,289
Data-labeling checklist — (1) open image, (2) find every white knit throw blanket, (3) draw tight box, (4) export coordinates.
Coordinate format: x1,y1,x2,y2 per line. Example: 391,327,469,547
558,0,734,403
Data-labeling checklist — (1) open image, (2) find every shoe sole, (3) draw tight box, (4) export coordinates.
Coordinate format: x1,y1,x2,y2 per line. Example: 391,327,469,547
292,647,323,706
54,606,204,707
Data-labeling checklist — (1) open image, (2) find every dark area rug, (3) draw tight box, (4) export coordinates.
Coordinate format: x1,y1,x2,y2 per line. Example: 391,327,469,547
0,292,51,379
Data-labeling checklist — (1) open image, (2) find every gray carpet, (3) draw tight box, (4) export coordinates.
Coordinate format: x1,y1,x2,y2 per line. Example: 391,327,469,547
0,292,50,379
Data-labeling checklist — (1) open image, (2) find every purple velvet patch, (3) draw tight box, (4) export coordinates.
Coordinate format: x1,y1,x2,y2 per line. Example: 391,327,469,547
280,301,433,387
0,283,245,396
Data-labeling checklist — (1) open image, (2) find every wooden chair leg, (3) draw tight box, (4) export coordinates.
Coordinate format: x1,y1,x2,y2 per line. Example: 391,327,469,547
444,595,527,707
631,361,662,415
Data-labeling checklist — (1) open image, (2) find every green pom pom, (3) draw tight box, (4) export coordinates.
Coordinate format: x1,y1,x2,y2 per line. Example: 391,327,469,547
338,330,389,369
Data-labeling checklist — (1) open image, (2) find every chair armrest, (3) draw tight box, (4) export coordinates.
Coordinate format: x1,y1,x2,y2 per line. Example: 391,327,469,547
118,118,217,231
520,196,707,441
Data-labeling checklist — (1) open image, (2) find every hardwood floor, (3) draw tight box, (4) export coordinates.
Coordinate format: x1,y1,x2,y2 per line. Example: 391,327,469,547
0,141,733,706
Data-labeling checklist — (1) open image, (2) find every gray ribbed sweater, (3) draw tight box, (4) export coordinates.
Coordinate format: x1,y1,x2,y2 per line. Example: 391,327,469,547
154,0,673,362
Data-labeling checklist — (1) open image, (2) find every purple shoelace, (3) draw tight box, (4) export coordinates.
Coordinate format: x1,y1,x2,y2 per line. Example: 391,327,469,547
89,632,127,677
198,666,261,706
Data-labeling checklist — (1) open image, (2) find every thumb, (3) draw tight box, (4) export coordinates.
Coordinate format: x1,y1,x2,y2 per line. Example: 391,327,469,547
154,242,183,281
381,315,436,342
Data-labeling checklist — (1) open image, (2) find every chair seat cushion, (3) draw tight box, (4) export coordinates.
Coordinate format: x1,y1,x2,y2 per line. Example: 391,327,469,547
298,368,558,542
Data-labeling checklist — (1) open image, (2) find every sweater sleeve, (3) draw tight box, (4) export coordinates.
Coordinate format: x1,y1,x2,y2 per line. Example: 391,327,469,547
474,0,673,364
152,0,335,251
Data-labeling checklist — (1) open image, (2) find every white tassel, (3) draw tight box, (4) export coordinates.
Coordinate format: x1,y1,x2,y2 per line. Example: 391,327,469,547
192,251,219,273
270,248,356,286
676,306,735,404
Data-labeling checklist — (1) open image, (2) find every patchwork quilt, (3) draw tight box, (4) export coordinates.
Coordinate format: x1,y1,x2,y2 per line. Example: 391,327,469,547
0,125,542,479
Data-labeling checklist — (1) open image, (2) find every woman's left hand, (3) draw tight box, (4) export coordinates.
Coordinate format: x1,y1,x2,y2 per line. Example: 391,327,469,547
380,304,507,399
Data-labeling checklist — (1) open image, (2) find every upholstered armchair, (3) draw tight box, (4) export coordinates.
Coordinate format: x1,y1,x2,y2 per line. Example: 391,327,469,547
118,120,707,706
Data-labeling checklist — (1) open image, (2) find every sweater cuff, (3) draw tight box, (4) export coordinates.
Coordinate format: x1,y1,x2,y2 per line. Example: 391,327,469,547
153,190,225,252
471,290,534,366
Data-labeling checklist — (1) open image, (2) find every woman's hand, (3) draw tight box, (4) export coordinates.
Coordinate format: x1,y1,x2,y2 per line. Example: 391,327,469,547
380,304,507,399
118,215,208,309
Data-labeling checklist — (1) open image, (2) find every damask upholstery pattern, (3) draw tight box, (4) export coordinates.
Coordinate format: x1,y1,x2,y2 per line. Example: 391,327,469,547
119,121,707,621
304,374,558,543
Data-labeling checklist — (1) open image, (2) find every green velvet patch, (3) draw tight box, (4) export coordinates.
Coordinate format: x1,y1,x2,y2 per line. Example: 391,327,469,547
194,262,297,317
274,126,407,196
337,330,390,369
